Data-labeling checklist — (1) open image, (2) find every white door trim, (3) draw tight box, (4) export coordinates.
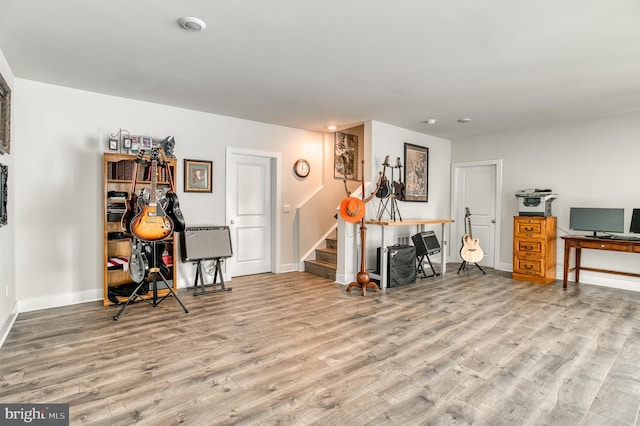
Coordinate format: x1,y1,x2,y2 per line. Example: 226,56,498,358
451,159,503,269
225,147,282,275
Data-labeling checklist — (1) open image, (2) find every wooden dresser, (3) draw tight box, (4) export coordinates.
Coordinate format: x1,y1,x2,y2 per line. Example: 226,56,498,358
513,216,557,284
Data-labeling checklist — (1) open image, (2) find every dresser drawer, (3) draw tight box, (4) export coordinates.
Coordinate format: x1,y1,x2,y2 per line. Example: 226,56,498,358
514,218,545,239
515,240,543,256
579,240,632,252
513,257,544,277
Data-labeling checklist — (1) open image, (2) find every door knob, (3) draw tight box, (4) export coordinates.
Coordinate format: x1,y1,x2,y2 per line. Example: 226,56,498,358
230,220,235,224
491,219,496,223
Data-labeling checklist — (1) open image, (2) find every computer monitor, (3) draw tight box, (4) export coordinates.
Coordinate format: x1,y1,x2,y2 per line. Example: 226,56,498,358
569,207,624,238
630,209,640,233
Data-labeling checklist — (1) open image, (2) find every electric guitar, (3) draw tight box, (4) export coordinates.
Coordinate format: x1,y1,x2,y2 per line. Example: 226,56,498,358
460,207,484,263
160,148,186,232
375,155,391,198
393,157,406,201
130,148,174,241
128,238,150,283
121,150,145,234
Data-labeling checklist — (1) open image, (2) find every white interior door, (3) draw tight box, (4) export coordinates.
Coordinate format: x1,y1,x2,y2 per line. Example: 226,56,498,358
227,152,274,276
452,161,501,268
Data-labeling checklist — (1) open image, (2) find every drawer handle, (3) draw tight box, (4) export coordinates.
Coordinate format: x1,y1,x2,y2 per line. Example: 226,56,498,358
524,245,534,250
523,264,533,270
524,227,534,231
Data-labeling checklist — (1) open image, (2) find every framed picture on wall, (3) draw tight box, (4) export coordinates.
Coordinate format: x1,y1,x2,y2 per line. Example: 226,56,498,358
184,159,212,192
0,163,7,226
0,71,10,155
404,143,429,202
334,131,358,180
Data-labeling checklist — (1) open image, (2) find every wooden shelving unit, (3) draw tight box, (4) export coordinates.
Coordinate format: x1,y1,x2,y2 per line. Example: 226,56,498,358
102,152,177,306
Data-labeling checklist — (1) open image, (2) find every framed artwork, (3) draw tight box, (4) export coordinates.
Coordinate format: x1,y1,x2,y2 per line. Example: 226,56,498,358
0,72,10,155
404,143,429,202
334,131,358,180
108,138,118,151
0,163,7,226
141,136,153,150
184,159,212,192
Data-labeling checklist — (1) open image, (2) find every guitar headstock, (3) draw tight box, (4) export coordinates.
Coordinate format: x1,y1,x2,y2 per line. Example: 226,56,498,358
135,149,146,163
149,147,160,163
158,147,168,166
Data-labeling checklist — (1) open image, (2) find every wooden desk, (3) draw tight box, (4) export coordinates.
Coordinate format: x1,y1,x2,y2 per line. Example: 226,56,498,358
366,218,454,290
561,235,640,288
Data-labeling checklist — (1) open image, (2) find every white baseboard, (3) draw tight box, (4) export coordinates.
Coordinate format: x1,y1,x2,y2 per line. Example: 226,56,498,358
18,289,102,313
0,301,18,349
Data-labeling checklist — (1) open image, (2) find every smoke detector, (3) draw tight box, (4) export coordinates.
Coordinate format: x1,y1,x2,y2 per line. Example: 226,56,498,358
178,17,207,32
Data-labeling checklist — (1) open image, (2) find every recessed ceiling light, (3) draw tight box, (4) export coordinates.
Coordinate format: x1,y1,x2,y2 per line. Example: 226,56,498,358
457,118,472,123
178,17,207,32
327,125,337,131
423,119,437,125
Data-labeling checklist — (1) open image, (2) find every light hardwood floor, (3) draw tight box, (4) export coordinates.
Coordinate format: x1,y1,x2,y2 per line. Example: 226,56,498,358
1,267,640,425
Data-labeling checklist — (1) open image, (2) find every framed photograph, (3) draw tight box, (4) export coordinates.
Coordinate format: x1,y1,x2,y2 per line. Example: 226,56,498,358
141,136,153,149
0,72,10,155
404,143,429,202
108,138,118,151
0,163,7,226
123,137,132,149
184,159,212,192
334,131,358,180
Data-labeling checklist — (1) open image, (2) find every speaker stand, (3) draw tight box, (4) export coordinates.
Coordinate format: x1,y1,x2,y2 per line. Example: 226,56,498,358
188,258,232,296
417,253,439,279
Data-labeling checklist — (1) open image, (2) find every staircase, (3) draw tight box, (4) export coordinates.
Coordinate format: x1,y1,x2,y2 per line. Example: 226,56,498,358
304,234,337,280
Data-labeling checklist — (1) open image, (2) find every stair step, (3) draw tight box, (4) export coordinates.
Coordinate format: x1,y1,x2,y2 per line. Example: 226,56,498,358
326,237,337,250
304,259,336,280
315,247,337,264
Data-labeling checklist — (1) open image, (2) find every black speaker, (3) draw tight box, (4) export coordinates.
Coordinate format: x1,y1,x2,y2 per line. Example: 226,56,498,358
180,226,233,262
387,245,416,287
411,231,441,257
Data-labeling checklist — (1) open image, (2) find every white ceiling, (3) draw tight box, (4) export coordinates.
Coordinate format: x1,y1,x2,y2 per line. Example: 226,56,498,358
1,0,640,140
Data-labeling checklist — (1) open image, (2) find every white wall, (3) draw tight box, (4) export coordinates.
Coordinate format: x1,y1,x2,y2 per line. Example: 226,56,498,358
14,79,325,312
0,49,17,344
451,111,640,291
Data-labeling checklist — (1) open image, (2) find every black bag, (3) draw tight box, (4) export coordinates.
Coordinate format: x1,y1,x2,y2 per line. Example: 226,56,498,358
107,282,149,304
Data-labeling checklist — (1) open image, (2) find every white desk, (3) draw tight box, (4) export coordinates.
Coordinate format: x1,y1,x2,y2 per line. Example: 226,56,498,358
365,218,454,290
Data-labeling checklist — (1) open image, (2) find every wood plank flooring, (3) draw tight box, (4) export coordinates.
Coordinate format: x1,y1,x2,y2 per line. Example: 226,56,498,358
1,267,640,425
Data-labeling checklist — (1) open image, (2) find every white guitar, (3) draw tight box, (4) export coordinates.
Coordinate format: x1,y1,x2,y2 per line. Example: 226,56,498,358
460,207,484,263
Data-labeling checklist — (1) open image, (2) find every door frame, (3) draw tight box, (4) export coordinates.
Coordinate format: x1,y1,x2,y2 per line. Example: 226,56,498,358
225,147,281,277
451,159,503,269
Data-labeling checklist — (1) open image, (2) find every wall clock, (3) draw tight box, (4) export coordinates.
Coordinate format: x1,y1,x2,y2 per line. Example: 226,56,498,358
293,159,310,178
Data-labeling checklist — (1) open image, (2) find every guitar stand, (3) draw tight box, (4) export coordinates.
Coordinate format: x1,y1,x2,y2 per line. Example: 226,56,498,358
457,260,486,275
113,241,189,320
417,253,439,279
188,258,232,296
375,165,403,222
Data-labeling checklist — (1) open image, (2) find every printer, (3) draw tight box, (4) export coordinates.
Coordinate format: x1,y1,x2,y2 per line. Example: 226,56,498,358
515,189,557,216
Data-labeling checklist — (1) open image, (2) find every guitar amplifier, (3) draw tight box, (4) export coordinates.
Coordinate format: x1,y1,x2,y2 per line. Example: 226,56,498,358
180,226,233,262
386,245,416,287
